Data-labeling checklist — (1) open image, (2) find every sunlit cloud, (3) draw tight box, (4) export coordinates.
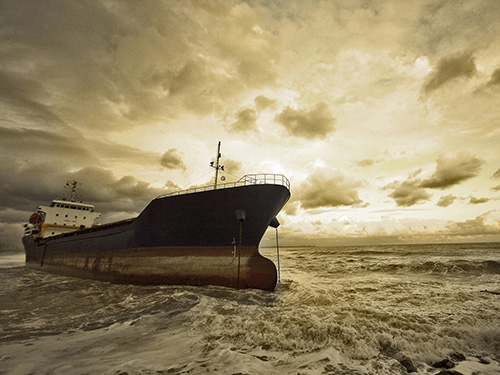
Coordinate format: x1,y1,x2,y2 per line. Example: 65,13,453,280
445,212,500,236
387,179,431,207
422,51,476,94
275,102,335,140
469,197,490,204
420,152,484,189
254,95,276,111
295,167,364,210
386,152,484,207
437,194,456,207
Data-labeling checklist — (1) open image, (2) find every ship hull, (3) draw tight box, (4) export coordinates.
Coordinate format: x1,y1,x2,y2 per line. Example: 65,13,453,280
23,183,290,290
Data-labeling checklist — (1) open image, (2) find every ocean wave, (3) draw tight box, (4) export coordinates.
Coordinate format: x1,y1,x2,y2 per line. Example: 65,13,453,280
2,243,500,374
361,259,500,275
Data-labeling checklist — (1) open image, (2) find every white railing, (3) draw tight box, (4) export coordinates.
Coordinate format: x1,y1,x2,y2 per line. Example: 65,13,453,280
155,174,290,199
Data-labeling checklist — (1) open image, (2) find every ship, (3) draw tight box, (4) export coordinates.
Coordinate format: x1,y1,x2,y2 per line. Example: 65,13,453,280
22,143,290,290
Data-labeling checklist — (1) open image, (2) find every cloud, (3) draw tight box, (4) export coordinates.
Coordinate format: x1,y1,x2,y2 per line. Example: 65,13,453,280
274,102,335,140
0,160,167,216
254,95,276,111
0,1,280,131
387,179,431,207
226,107,257,133
469,197,489,204
493,168,500,179
356,159,375,167
160,149,186,171
220,159,242,176
296,168,364,209
422,51,476,93
0,127,93,164
491,185,500,192
437,194,456,207
0,127,161,169
0,71,68,130
283,201,299,216
446,212,500,236
485,67,500,88
387,152,483,206
420,152,483,189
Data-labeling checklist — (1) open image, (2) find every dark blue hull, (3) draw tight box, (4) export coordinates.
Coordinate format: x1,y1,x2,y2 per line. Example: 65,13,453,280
23,183,290,290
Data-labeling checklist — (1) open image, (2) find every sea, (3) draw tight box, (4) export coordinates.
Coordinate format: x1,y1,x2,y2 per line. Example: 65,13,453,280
1,242,499,375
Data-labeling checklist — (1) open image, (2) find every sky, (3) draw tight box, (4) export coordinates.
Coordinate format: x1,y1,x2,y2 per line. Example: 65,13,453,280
1,0,500,249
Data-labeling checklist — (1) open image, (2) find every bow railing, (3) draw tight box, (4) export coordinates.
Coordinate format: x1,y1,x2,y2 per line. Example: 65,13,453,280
155,174,290,199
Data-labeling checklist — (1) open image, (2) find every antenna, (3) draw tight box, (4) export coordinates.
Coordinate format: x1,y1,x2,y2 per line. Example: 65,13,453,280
210,141,224,188
65,180,79,201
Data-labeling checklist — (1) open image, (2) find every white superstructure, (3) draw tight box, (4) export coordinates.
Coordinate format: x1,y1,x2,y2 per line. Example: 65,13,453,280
23,182,101,239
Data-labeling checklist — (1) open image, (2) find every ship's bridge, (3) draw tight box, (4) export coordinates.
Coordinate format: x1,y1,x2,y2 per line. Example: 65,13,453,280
25,199,102,239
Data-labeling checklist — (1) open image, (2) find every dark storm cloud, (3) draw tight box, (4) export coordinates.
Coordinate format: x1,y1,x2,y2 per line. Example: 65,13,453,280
296,169,364,209
0,160,168,215
422,51,476,93
160,149,186,171
0,0,279,131
275,102,335,140
0,127,93,163
0,127,160,167
0,71,67,129
415,1,500,57
420,152,484,189
387,179,431,207
437,194,456,207
71,167,167,208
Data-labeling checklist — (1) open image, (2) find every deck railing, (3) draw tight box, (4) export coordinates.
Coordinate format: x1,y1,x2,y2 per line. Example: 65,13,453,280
155,173,290,199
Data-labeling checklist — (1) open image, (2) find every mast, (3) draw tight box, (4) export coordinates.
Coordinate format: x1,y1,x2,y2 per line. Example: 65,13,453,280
215,141,221,188
67,180,79,202
210,141,224,188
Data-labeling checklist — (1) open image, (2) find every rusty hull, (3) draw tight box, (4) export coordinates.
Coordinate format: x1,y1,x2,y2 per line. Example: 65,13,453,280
25,244,277,290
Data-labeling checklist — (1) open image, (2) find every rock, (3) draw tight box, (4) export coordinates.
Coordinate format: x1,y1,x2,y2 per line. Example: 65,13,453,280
432,359,455,369
253,355,269,362
478,357,490,364
435,371,463,375
399,357,417,373
449,352,466,362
